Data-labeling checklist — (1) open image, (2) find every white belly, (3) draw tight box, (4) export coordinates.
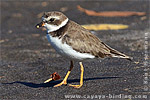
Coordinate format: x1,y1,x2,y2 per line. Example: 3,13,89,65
46,34,95,60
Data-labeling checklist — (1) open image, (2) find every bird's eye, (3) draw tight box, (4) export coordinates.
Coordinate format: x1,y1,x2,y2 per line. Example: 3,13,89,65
44,20,48,23
45,15,49,18
49,18,55,22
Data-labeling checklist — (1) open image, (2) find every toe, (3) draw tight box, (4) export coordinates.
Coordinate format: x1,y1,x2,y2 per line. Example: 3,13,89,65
68,84,82,88
54,81,67,87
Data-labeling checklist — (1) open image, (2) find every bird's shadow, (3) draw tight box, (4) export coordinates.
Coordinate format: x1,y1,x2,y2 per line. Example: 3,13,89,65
2,76,121,88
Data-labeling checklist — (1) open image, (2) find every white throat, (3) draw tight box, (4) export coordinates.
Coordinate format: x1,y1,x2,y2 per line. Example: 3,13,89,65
45,18,68,33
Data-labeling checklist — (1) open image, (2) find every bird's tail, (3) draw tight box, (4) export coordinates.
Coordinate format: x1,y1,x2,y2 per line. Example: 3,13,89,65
102,42,133,61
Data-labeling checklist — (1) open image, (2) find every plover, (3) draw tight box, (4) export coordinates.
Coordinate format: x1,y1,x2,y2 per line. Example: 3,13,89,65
36,11,132,88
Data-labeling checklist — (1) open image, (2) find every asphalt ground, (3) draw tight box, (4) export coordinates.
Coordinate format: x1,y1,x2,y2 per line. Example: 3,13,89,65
0,0,150,100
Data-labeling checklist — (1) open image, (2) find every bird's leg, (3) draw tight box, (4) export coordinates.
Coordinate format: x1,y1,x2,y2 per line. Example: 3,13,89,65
69,62,84,88
54,60,73,87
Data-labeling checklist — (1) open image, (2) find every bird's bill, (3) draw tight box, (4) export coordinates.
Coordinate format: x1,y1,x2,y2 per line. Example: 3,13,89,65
35,22,45,29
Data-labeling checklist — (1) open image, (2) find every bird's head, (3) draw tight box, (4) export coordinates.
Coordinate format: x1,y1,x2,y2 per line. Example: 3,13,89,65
36,11,68,32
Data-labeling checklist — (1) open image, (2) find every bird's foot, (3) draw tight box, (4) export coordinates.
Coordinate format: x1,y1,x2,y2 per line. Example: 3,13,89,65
54,81,67,87
68,84,83,88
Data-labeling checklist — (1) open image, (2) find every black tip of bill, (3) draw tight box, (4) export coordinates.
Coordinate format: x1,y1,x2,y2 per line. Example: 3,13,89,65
35,24,40,29
35,22,44,29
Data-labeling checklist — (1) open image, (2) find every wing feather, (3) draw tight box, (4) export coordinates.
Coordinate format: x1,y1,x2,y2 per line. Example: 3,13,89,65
62,21,111,58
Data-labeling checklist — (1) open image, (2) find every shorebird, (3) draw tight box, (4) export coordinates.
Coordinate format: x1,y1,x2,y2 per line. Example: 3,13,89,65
36,11,132,88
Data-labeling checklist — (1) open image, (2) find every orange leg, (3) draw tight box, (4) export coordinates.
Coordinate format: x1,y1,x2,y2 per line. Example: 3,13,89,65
68,62,84,88
54,60,73,87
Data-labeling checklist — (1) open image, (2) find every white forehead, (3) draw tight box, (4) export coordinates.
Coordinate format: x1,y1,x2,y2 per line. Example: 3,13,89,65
42,16,60,21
